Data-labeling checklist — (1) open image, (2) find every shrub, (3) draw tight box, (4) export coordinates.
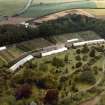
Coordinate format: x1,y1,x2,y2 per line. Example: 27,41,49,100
82,55,88,61
79,71,96,84
89,49,96,57
44,89,59,105
52,57,64,68
76,49,81,54
81,45,89,53
15,83,32,100
75,55,81,61
76,62,82,68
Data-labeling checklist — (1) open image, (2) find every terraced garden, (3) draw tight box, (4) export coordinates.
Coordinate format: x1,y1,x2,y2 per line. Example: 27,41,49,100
0,47,24,67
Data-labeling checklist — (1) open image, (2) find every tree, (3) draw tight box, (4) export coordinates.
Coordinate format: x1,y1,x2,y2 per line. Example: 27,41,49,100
15,83,32,100
75,55,81,61
89,49,96,57
44,89,59,105
39,63,48,71
36,75,58,89
64,54,69,63
76,49,81,54
52,57,64,68
79,71,96,84
81,45,89,53
75,62,82,68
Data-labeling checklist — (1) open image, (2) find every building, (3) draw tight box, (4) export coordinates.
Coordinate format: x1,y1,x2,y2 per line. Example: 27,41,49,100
10,55,34,72
73,39,105,47
0,46,7,51
42,47,67,56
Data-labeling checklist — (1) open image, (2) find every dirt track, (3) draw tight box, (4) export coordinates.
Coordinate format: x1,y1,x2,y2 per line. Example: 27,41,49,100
80,96,100,105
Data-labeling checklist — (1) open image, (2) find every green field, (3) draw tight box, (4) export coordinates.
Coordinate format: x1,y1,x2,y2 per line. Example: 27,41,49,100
0,0,105,17
22,0,105,17
0,0,27,16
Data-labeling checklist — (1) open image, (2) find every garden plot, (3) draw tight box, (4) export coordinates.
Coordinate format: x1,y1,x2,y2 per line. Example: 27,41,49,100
0,47,24,64
17,38,53,51
52,31,101,43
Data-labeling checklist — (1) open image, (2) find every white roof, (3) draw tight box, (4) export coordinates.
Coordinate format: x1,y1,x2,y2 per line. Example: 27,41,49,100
74,39,105,46
42,47,67,56
0,46,6,51
10,55,34,72
67,38,79,43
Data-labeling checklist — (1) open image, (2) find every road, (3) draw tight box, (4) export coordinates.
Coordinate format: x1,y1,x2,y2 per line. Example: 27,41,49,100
17,0,33,15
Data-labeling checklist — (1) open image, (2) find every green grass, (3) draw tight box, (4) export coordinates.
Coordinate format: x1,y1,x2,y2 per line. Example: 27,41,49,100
22,1,97,17
0,0,27,16
0,0,105,17
21,0,105,18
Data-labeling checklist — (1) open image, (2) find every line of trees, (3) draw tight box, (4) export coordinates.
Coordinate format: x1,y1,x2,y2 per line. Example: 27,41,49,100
0,14,105,46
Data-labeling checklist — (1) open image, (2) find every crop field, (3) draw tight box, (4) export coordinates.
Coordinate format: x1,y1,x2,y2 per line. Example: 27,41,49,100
0,0,105,18
21,0,105,17
0,0,83,16
0,0,27,16
32,0,86,4
83,9,105,19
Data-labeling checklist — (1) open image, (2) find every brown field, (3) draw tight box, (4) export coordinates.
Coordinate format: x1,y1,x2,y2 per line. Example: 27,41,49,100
0,17,32,25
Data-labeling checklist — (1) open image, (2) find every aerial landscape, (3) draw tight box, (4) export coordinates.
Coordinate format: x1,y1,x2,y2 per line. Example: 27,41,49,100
1,0,105,105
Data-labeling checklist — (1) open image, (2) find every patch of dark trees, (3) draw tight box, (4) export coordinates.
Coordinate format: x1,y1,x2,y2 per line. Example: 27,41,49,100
0,14,105,46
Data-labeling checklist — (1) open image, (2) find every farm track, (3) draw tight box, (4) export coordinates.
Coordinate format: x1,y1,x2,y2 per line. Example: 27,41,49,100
16,0,33,15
